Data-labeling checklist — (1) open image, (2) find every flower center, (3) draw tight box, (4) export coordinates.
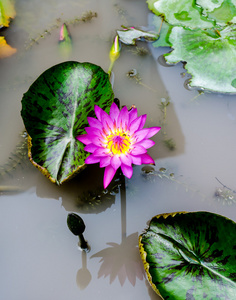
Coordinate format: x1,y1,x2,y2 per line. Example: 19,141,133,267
106,131,131,155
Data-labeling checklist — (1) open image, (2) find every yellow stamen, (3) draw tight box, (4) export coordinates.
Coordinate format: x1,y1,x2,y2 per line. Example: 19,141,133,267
104,129,132,156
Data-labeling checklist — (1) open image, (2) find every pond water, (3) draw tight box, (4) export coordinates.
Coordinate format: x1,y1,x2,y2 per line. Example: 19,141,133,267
0,0,236,299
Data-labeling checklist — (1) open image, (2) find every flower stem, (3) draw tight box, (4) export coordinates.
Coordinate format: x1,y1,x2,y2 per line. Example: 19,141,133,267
119,169,127,242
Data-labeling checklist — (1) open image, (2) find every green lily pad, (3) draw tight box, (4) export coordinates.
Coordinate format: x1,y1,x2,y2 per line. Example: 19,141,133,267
151,15,172,48
139,211,236,300
164,25,236,93
21,61,114,184
147,0,214,29
117,26,159,45
196,0,236,25
0,0,16,28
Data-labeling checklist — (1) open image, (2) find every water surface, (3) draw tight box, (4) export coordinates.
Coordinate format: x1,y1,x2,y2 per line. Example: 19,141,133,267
0,0,236,299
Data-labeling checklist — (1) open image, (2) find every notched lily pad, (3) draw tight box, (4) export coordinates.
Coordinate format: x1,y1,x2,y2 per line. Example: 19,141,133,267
147,0,214,29
196,0,236,25
117,26,159,45
164,25,236,93
21,61,114,184
139,211,236,300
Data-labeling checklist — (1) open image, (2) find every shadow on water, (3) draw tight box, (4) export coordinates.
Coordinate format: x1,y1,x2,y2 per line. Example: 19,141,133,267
91,172,145,286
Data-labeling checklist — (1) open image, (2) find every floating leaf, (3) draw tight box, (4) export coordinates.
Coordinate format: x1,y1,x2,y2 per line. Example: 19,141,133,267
147,0,214,29
21,61,114,184
196,0,236,25
117,26,159,45
164,25,236,93
151,15,172,48
0,0,16,28
139,211,236,300
0,36,16,58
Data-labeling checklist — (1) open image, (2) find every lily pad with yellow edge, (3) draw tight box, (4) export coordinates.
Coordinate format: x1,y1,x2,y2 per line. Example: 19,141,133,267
21,61,114,185
139,211,236,299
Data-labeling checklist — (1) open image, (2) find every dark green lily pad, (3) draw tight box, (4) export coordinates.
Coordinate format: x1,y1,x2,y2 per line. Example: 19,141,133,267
21,61,114,184
164,25,236,93
147,0,214,29
117,26,159,45
139,211,236,300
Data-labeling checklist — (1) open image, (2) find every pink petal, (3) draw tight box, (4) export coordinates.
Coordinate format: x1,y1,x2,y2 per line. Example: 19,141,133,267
120,154,132,166
137,139,155,149
133,128,149,142
128,107,138,124
130,145,147,155
93,147,109,157
129,116,142,134
141,153,155,164
84,144,98,153
85,154,100,164
145,127,161,138
111,155,121,170
85,126,101,136
102,113,114,133
76,134,91,145
89,135,103,147
87,117,102,130
138,114,147,130
117,106,129,130
94,105,104,121
131,155,142,165
109,102,120,121
100,156,111,168
104,165,117,188
121,164,133,179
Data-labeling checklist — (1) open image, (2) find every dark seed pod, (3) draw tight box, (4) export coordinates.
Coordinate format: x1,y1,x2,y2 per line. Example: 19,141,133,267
67,213,85,236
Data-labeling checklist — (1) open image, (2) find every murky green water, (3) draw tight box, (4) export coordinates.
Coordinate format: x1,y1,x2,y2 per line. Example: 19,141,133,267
0,0,236,299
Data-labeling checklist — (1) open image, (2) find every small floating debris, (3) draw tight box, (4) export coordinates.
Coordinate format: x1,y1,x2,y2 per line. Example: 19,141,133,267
214,188,235,205
127,69,137,77
159,167,167,173
141,166,155,175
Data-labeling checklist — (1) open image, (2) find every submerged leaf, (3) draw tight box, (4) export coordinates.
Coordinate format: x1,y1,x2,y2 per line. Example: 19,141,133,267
0,0,16,28
0,36,16,58
21,61,114,184
117,26,159,45
139,211,236,299
164,25,236,93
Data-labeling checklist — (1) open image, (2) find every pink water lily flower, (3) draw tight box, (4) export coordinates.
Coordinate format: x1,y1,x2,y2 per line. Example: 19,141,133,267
76,103,161,188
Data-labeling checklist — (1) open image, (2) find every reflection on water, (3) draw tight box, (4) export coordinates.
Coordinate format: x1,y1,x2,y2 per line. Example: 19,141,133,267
76,251,92,290
1,0,236,299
